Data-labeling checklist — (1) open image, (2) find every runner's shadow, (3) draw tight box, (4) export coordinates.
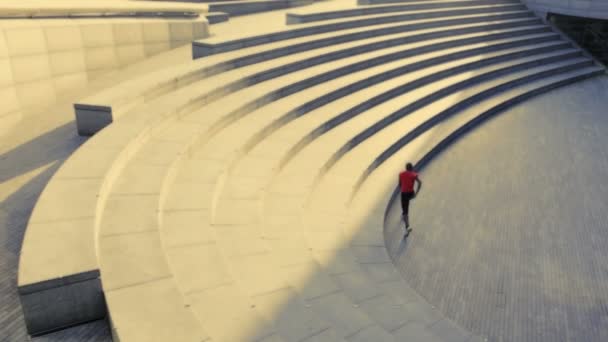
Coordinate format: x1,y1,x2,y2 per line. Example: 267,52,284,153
384,204,411,259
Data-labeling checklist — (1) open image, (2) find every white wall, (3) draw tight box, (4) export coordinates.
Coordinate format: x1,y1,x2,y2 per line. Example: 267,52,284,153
523,0,608,20
0,16,209,136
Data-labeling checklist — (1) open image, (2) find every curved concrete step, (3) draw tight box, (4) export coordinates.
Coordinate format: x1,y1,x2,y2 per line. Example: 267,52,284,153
154,35,588,342
359,0,450,5
289,66,603,342
193,6,532,55
209,0,315,17
18,0,604,339
79,10,537,134
287,0,518,24
231,57,594,340
23,14,545,302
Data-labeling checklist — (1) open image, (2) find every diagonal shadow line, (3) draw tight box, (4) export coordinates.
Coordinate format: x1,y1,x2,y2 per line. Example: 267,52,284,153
0,122,86,184
0,162,61,341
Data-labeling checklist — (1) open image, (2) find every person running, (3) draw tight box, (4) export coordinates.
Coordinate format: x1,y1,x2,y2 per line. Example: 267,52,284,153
399,162,422,237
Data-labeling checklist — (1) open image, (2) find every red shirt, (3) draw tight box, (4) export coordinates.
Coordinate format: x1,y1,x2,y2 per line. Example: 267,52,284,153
399,171,418,193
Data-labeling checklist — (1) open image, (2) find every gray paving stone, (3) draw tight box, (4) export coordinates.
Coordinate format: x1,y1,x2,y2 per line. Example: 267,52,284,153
387,76,608,342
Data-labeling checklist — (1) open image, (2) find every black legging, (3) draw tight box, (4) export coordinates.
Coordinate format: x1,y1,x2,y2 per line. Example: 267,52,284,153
401,192,415,217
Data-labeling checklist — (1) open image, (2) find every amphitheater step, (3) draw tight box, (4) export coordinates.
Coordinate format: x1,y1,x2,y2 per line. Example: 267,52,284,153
359,0,449,5
287,0,519,24
79,15,543,134
193,5,532,56
209,0,315,16
206,11,230,23
17,0,607,339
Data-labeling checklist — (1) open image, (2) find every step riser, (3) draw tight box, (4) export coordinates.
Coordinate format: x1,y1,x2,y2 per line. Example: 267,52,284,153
279,43,573,170
202,36,563,155
194,9,533,56
245,34,562,155
210,0,314,16
360,0,455,4
355,60,594,192
190,30,558,117
382,68,604,213
83,20,542,136
415,70,605,172
244,28,556,103
206,12,229,24
224,19,543,79
288,0,520,24
177,25,553,129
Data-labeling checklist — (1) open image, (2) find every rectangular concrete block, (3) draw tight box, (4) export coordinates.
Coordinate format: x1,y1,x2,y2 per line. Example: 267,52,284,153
113,22,144,45
143,22,170,43
0,58,14,87
18,271,106,336
81,23,115,48
116,44,145,67
53,72,88,94
192,19,210,39
0,110,21,137
144,41,171,57
15,79,56,110
84,46,118,71
75,104,113,136
11,54,52,83
0,86,21,114
5,26,47,56
0,31,8,58
45,25,83,52
88,68,113,81
49,50,86,76
170,21,194,42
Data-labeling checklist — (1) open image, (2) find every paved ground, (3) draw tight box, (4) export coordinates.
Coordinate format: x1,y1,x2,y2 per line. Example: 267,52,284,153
386,75,608,342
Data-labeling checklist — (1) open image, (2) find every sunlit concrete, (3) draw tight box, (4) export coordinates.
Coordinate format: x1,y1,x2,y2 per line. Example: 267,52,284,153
3,0,607,340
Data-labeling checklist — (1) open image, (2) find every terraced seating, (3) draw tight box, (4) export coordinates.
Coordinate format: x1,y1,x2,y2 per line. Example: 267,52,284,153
286,0,517,24
77,1,531,134
18,0,605,339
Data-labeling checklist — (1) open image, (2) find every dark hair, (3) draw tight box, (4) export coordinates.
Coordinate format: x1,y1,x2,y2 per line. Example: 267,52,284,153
406,162,413,171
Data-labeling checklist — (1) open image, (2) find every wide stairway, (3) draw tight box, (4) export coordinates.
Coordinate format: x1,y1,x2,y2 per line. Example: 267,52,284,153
18,0,605,340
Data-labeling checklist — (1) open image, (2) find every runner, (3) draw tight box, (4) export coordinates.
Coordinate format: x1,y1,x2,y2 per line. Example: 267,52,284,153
399,162,422,237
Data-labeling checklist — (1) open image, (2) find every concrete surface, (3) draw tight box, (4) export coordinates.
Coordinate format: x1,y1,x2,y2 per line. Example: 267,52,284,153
4,0,608,340
387,75,608,342
0,17,209,138
0,42,200,340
